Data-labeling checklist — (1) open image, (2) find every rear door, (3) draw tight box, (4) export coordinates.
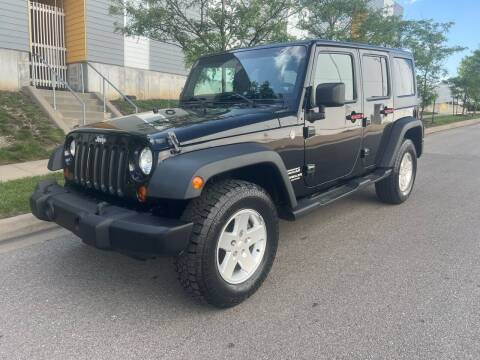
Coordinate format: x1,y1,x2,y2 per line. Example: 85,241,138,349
304,46,363,188
359,50,394,168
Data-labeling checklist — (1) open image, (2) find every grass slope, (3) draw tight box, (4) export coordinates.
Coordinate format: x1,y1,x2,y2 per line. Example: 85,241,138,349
0,91,64,165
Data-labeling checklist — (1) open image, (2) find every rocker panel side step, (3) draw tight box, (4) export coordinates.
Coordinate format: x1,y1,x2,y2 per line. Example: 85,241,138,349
290,169,392,220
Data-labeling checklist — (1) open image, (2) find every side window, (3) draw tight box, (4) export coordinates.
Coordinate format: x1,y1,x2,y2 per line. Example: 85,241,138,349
362,55,389,99
393,58,415,96
314,53,355,102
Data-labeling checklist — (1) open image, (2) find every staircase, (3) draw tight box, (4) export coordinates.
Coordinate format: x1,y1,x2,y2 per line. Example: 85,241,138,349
35,89,115,128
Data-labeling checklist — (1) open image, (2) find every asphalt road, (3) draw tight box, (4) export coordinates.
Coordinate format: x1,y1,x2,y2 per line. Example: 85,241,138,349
1,125,480,360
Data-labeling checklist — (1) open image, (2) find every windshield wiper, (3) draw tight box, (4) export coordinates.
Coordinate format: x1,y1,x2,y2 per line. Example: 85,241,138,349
215,93,256,107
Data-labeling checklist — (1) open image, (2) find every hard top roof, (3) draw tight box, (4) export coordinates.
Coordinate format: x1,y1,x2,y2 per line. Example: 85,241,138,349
199,39,413,59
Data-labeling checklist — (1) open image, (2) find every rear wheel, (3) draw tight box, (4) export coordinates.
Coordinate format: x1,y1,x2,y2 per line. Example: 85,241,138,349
375,139,417,204
175,179,279,308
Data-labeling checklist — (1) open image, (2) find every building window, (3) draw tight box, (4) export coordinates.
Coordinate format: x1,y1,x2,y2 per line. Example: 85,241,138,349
362,55,390,99
314,53,355,102
393,57,416,96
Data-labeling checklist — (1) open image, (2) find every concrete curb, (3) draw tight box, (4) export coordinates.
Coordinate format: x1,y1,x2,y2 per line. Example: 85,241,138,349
425,118,480,135
0,213,57,242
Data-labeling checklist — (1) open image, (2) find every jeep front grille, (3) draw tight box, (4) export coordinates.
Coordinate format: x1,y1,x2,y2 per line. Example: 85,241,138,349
72,141,128,197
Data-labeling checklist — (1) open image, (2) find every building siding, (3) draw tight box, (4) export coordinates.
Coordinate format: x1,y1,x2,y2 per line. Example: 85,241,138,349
125,36,150,70
149,41,188,76
64,0,86,63
85,0,123,66
0,0,29,52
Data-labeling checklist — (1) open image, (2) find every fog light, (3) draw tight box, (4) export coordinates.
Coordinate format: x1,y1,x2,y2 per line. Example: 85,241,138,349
137,186,148,202
192,176,204,190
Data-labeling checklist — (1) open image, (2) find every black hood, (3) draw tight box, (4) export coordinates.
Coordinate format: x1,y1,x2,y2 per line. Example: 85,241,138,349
79,105,283,148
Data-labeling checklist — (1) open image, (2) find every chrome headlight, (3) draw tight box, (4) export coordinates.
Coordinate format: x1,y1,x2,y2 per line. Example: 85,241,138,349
69,139,76,157
139,147,153,175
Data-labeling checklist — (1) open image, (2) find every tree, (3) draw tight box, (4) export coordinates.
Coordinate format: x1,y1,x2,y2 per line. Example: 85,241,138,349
400,20,464,120
297,0,404,47
458,49,480,115
446,77,466,115
110,0,298,66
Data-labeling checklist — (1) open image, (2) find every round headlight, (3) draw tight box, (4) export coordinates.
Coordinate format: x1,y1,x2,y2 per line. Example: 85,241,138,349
139,147,153,175
69,139,76,157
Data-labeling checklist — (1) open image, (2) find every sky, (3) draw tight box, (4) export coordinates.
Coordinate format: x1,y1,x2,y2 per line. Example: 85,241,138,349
399,0,478,77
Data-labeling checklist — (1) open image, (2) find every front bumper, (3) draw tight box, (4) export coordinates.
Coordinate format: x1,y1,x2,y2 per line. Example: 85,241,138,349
30,180,193,255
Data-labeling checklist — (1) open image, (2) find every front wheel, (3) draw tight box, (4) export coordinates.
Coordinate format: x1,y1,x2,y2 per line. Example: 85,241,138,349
175,179,279,308
375,139,417,204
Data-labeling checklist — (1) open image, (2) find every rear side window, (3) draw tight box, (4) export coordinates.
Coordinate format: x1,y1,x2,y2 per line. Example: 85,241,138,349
314,53,355,102
362,55,389,99
393,58,415,96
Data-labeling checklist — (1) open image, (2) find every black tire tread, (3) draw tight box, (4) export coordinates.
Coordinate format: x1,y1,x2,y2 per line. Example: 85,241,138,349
174,179,277,307
375,139,416,204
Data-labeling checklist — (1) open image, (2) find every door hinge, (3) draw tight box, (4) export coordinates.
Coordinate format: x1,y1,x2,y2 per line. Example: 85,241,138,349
303,126,316,139
360,148,371,158
304,164,316,176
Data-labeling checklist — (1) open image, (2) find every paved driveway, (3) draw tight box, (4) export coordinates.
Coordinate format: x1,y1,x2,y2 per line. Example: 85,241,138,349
1,125,480,360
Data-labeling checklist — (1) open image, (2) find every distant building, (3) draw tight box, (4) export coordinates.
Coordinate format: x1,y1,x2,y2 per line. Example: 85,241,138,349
372,0,404,17
425,84,465,115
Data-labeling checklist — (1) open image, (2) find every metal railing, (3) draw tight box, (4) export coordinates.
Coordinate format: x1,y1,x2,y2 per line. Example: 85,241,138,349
31,52,86,126
84,62,139,114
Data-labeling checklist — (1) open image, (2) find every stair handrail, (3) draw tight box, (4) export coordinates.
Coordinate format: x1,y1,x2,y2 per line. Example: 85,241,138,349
85,62,139,114
31,52,86,126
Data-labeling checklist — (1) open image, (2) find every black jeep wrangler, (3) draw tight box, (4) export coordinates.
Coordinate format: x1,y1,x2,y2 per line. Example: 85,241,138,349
31,40,423,307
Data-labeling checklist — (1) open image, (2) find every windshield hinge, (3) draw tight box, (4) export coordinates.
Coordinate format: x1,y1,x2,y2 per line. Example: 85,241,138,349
167,132,181,154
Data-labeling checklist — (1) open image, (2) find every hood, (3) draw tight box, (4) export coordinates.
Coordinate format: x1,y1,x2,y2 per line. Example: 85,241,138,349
79,105,282,147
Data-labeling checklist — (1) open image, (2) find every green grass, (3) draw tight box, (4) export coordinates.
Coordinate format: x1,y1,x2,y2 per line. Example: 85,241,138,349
422,113,478,128
0,173,64,219
111,98,179,115
0,91,64,165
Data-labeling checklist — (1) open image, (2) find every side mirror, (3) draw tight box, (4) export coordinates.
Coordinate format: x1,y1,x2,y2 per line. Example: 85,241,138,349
315,83,346,108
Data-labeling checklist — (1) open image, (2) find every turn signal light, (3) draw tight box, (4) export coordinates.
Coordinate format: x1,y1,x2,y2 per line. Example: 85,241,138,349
192,176,204,190
137,186,148,202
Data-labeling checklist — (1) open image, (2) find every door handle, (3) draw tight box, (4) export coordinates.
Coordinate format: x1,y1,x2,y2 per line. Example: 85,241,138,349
346,111,364,123
380,107,394,116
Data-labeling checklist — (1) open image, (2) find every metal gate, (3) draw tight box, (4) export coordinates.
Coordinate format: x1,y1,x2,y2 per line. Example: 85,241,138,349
29,0,67,88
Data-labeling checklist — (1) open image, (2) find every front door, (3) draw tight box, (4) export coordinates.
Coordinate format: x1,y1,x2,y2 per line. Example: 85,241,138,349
304,47,363,188
359,50,394,168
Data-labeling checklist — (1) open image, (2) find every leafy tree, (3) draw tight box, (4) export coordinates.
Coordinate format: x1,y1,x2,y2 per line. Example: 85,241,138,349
400,20,465,120
458,49,480,114
111,0,298,66
297,0,404,47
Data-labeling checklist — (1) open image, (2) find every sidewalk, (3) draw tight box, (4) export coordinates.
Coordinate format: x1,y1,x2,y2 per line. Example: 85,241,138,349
0,159,53,182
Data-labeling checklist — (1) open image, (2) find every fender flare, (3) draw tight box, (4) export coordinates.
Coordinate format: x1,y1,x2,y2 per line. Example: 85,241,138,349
378,117,423,168
148,142,298,208
48,145,64,171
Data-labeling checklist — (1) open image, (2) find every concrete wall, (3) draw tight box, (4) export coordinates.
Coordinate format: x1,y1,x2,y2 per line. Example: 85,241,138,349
0,49,30,91
82,61,187,100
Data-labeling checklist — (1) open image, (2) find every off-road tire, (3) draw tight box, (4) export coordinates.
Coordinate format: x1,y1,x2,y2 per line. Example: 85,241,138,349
375,139,417,204
175,179,279,308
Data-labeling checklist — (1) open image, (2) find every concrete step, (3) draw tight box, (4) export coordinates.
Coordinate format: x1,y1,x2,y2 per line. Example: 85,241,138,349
45,96,99,105
61,110,111,121
53,103,105,112
36,89,97,100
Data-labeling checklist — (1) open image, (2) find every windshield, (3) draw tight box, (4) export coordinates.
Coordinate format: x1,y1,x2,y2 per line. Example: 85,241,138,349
181,45,308,110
